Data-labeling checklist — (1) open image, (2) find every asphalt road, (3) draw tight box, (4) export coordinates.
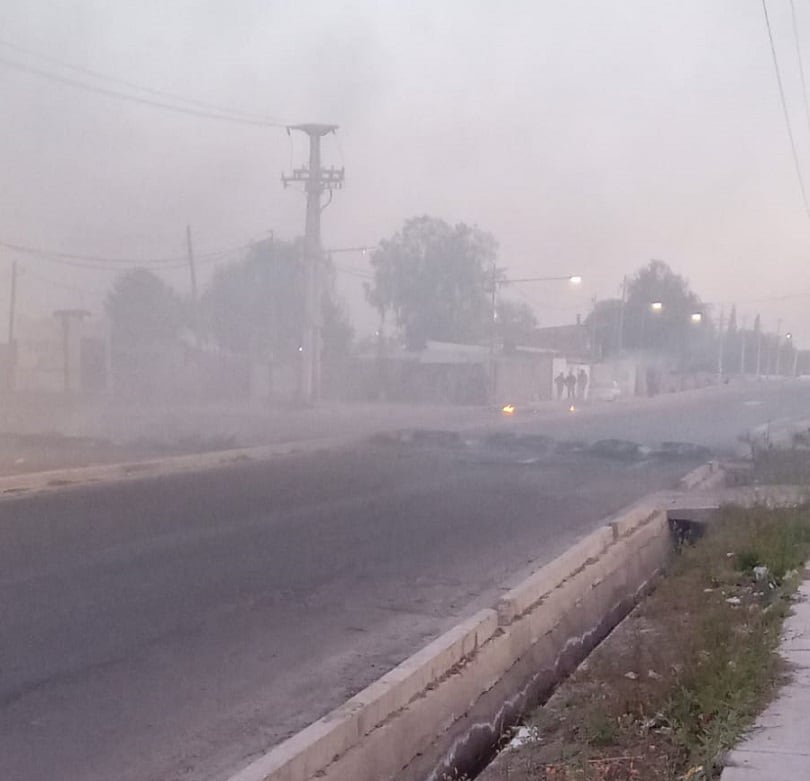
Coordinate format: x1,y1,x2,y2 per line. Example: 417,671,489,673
1,382,808,781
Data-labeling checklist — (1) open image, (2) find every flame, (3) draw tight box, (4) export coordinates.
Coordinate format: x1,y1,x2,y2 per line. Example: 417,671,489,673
501,403,516,416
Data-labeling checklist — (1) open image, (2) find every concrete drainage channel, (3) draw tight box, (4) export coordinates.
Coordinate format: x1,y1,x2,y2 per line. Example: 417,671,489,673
228,462,726,781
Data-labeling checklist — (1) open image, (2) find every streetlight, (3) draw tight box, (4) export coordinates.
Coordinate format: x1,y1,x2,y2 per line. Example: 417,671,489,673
650,301,663,312
569,275,583,285
690,312,703,324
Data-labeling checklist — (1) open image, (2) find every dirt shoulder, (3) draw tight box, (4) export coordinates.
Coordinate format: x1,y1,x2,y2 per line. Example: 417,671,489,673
0,432,238,476
479,504,810,781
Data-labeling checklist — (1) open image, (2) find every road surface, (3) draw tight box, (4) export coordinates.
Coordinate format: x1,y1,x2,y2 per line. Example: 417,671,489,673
1,382,807,781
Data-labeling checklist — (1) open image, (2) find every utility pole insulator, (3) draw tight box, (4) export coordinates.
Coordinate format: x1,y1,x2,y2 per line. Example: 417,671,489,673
283,123,344,404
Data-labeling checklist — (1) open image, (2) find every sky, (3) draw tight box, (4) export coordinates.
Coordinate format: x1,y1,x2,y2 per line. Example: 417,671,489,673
2,1,810,341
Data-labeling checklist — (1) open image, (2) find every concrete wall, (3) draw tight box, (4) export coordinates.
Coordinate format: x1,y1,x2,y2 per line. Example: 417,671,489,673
228,499,675,781
495,352,554,403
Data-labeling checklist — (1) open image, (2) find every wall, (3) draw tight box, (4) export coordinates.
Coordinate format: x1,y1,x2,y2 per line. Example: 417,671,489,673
496,351,554,403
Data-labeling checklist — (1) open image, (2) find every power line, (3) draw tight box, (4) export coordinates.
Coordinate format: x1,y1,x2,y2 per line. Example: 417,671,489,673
19,266,109,296
0,37,285,125
762,0,810,218
0,54,289,128
0,236,259,267
790,0,810,139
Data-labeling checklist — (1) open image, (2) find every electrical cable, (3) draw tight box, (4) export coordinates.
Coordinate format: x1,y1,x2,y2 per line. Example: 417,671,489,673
0,54,288,128
762,0,810,218
0,36,286,125
790,0,810,139
0,236,260,267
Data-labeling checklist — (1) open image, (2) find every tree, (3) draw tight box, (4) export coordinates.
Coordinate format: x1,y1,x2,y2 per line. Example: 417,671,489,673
320,289,355,359
105,268,184,350
202,238,353,363
496,297,538,351
585,298,623,356
366,216,497,349
621,260,706,356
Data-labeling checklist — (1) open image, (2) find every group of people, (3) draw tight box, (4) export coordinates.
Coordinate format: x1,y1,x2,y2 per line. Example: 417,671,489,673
555,368,588,402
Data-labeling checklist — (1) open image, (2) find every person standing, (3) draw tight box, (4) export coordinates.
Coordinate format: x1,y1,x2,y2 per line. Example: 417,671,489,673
554,372,566,400
565,370,577,401
577,368,589,402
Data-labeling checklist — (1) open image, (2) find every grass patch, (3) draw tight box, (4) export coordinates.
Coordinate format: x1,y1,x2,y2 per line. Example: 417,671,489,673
481,505,810,781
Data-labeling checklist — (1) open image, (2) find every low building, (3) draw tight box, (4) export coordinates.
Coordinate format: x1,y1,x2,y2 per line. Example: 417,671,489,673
9,312,109,394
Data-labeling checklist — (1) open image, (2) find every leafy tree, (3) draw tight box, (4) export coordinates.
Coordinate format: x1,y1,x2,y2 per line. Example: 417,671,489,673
321,290,355,360
496,297,538,350
202,238,353,362
105,268,184,349
366,216,497,349
585,298,623,356
622,260,706,355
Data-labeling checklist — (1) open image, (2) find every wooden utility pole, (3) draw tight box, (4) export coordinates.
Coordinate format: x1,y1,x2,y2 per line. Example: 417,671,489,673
53,309,89,394
775,318,783,376
7,261,17,392
186,225,200,347
8,260,17,345
282,124,344,403
616,275,627,352
717,305,725,384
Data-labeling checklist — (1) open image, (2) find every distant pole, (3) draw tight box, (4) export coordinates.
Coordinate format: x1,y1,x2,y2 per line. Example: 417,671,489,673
61,314,69,393
186,225,200,347
283,123,344,403
775,318,783,376
756,320,763,377
7,261,17,392
740,315,747,375
717,305,725,384
616,275,627,352
489,264,497,401
8,260,17,345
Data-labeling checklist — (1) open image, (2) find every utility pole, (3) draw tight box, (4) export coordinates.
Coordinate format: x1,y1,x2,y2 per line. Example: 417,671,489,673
616,275,627,352
717,305,725,385
489,263,497,402
8,260,17,345
282,123,344,403
186,225,200,347
775,318,783,376
755,316,762,377
7,261,17,393
740,315,747,375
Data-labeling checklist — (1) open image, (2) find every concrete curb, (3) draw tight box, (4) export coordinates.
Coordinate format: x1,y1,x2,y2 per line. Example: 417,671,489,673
229,610,499,781
679,461,725,492
0,436,350,498
225,489,692,781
